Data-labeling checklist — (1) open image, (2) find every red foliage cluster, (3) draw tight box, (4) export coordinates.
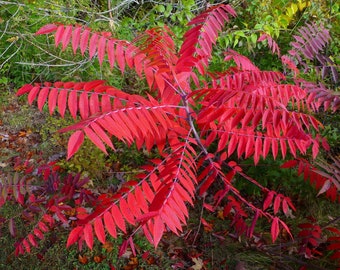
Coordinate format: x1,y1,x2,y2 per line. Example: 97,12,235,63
1,3,338,267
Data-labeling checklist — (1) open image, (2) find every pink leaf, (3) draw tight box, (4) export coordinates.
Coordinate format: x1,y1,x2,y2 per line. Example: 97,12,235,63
48,88,58,115
80,28,90,56
273,194,281,214
271,217,280,243
153,216,165,248
111,204,126,233
89,33,98,59
33,228,44,240
16,84,33,96
67,131,84,160
107,40,115,69
115,43,125,74
27,86,40,105
37,87,49,111
57,89,68,118
103,211,117,238
98,36,106,65
282,198,289,215
94,218,106,244
263,191,274,211
66,226,83,248
84,126,108,154
72,26,81,54
35,24,58,35
38,221,49,232
281,160,298,168
55,25,65,47
28,234,38,247
68,91,78,119
22,239,31,253
83,223,94,249
62,25,72,50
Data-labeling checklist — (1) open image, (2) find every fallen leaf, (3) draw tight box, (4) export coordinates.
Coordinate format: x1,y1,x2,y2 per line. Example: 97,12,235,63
191,257,204,270
93,254,105,263
78,254,88,264
103,241,114,252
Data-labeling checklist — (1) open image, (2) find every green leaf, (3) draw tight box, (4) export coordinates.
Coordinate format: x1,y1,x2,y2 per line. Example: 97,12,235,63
155,5,165,13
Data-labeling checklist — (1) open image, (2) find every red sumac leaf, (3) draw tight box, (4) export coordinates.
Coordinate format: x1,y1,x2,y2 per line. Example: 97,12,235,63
281,159,298,168
135,185,148,213
83,223,94,249
38,87,49,111
115,43,125,74
254,136,262,165
263,191,275,211
83,80,104,91
118,239,129,257
80,28,90,56
15,243,24,256
103,95,115,114
28,86,40,105
136,211,158,223
119,198,135,225
55,25,65,47
67,131,84,160
128,237,137,256
111,204,126,233
57,89,68,118
330,251,340,260
89,33,98,59
279,219,293,239
328,243,340,251
94,218,106,244
103,211,117,238
28,234,38,247
98,36,106,65
72,25,81,54
66,226,83,248
271,217,280,243
107,40,115,69
33,228,44,240
282,198,289,215
22,239,31,253
153,216,165,248
38,221,49,232
248,209,259,238
90,122,114,150
89,93,100,115
68,91,78,119
35,24,58,35
227,134,238,157
79,92,89,119
326,227,340,234
62,25,72,50
16,84,33,96
149,184,171,212
273,195,281,214
84,126,108,154
48,88,58,115
43,214,54,225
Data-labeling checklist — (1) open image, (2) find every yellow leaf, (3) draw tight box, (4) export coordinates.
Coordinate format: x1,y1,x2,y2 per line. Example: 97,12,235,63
6,36,19,42
191,257,204,270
